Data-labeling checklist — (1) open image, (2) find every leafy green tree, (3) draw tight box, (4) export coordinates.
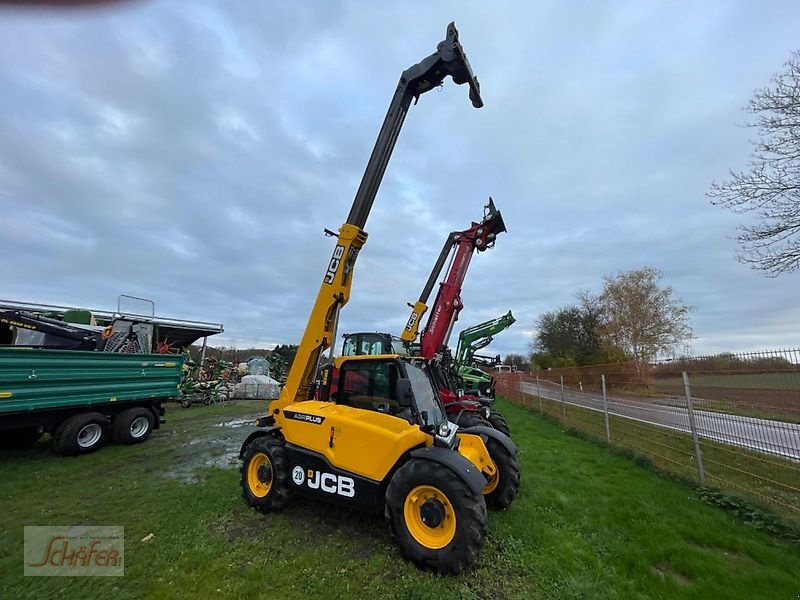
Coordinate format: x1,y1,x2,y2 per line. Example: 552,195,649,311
532,293,605,366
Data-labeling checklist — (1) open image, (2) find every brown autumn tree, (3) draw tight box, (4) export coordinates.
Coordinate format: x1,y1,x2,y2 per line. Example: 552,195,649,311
708,51,800,276
598,267,692,362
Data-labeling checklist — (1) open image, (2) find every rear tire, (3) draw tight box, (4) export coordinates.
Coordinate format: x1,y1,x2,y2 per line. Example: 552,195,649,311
487,410,511,437
112,408,155,444
0,427,43,449
240,435,291,512
53,413,108,456
483,437,520,510
385,458,487,574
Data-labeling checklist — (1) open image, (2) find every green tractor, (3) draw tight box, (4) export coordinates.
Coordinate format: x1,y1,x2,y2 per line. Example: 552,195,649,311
454,311,515,397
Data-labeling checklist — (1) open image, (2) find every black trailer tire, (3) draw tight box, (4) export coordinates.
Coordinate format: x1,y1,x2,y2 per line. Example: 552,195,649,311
483,436,520,510
0,427,43,449
240,435,291,512
487,410,511,437
454,410,490,429
53,412,108,456
112,408,155,445
385,458,487,575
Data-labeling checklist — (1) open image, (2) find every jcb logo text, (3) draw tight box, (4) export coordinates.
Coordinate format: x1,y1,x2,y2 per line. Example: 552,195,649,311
323,245,345,284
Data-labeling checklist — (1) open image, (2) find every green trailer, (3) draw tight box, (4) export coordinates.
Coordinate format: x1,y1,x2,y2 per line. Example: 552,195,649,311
0,348,184,455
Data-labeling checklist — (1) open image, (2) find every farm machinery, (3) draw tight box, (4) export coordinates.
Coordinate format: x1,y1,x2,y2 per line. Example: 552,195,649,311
0,297,221,454
342,199,511,435
454,310,516,397
239,23,519,574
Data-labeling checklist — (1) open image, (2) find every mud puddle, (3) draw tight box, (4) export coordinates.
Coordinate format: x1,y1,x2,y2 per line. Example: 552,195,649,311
164,413,261,484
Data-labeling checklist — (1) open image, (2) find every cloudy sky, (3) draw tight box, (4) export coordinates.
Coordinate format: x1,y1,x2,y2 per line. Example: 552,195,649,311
1,1,799,358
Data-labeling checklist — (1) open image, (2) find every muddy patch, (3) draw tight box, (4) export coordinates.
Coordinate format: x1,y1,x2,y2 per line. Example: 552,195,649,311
651,561,692,587
163,413,261,484
215,417,257,429
687,541,759,565
215,514,273,543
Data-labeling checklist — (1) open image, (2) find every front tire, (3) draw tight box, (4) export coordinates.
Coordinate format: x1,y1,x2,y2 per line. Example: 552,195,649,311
454,410,490,429
240,435,291,512
385,458,487,574
487,410,511,437
483,437,520,510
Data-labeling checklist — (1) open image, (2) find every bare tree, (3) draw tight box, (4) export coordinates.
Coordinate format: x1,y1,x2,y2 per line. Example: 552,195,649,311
709,51,800,276
598,267,692,362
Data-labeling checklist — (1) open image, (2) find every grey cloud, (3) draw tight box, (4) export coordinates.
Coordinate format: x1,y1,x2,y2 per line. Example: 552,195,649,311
1,0,799,359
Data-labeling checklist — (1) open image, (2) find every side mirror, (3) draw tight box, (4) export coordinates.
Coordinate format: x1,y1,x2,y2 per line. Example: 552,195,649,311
396,378,413,407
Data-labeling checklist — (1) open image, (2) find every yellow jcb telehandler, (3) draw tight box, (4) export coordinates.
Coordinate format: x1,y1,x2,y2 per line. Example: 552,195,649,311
239,23,519,574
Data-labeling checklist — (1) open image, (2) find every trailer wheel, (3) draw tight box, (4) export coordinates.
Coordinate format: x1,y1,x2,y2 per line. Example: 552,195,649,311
385,458,487,574
53,413,108,456
112,408,155,444
0,427,43,450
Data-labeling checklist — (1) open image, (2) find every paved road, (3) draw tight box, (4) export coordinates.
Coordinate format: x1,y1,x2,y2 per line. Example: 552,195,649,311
521,379,800,461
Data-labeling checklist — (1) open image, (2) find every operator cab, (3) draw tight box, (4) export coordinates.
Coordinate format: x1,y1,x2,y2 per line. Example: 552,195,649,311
322,354,452,438
341,332,409,357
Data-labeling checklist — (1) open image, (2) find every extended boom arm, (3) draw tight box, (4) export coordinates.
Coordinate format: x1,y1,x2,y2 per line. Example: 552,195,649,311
454,310,516,367
401,199,506,359
275,23,482,407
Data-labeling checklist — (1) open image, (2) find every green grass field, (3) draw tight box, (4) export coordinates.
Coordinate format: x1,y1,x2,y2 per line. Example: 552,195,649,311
530,396,800,526
1,399,799,599
656,372,800,391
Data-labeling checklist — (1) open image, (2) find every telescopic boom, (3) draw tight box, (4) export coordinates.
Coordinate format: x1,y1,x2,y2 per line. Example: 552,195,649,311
274,23,483,407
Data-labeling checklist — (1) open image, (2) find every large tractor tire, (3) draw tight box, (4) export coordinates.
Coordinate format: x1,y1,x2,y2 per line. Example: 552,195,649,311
53,412,108,456
385,458,487,575
483,437,520,510
240,435,291,512
112,408,155,445
454,410,490,429
487,410,511,437
0,427,43,450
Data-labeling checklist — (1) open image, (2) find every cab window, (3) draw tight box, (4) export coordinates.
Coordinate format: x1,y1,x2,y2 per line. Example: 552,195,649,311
338,360,400,415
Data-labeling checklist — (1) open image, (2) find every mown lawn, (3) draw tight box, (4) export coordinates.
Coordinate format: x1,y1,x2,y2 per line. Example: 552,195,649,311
1,399,799,599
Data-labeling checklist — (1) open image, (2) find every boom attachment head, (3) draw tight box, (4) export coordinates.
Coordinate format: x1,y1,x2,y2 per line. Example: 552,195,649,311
403,22,483,108
475,198,506,252
347,22,483,230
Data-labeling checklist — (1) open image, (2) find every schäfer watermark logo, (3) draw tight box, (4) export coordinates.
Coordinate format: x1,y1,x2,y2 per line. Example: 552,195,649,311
24,526,124,577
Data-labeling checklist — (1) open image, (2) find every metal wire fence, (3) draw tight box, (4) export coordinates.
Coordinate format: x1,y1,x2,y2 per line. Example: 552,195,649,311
496,349,800,526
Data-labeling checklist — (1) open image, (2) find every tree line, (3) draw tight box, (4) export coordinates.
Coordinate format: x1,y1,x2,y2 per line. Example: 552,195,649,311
530,267,692,369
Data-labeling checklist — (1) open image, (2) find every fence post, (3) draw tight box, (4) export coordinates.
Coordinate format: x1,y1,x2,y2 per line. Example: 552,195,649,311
601,374,611,443
683,371,705,486
560,375,566,424
518,374,525,406
536,375,542,413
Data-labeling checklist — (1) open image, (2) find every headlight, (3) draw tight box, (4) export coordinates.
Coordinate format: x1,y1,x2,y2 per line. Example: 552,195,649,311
437,421,450,437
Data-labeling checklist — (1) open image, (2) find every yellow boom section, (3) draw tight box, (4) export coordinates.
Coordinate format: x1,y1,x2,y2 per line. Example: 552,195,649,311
400,300,428,345
272,224,367,410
